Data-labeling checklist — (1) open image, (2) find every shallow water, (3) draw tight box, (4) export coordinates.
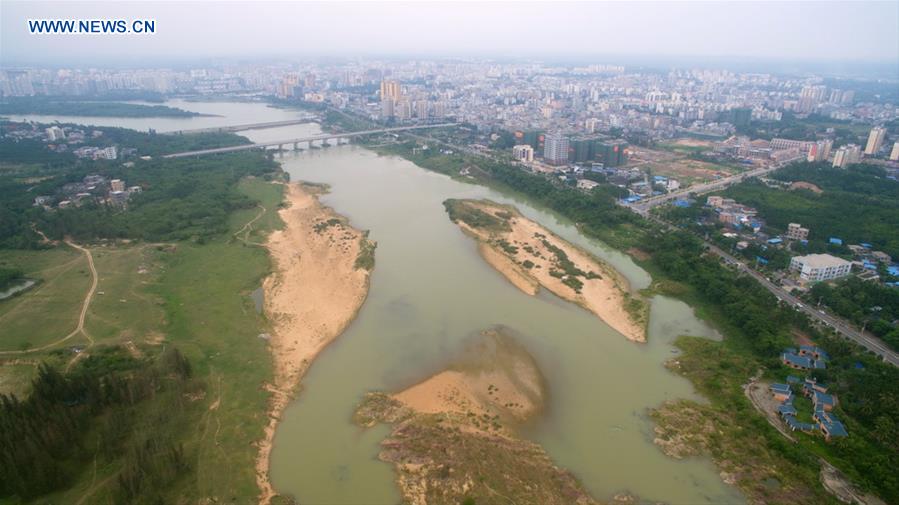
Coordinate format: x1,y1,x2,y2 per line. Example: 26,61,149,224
32,102,743,504
256,145,742,505
0,279,36,300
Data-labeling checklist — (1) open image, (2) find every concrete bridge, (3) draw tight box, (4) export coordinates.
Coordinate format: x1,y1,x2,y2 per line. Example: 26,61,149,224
162,123,458,158
162,118,315,135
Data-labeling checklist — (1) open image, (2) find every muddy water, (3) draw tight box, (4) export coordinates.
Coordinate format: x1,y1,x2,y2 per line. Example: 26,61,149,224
35,102,742,504
253,141,743,505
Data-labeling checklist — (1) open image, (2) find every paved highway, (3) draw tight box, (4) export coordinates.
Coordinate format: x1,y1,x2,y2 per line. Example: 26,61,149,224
637,212,899,367
631,160,793,212
325,107,899,367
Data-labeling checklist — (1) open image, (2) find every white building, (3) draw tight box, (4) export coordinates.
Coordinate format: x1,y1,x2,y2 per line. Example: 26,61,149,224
512,144,534,162
577,179,599,190
45,126,65,142
890,142,899,161
864,126,886,155
790,254,851,282
543,133,569,166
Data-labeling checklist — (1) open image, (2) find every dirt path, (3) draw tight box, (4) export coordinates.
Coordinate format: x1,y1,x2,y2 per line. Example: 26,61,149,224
0,240,97,355
744,373,796,442
234,204,267,247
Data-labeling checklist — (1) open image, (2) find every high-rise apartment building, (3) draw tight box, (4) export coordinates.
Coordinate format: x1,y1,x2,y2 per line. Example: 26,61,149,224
806,139,833,162
864,126,886,155
45,126,65,141
380,79,401,101
890,142,899,161
543,133,570,166
415,100,429,119
832,144,861,168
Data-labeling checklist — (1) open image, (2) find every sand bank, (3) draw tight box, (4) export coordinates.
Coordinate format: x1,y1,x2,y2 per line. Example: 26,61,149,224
446,199,648,342
256,182,375,504
354,328,600,505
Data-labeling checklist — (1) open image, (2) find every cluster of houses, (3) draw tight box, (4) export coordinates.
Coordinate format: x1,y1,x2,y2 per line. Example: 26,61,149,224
771,346,848,440
782,345,829,370
33,174,141,210
706,195,763,231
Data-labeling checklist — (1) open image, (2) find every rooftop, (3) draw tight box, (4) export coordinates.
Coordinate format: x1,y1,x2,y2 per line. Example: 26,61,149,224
793,253,851,269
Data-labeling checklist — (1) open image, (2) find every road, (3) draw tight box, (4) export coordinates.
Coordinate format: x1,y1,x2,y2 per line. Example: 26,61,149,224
0,240,97,355
640,212,899,367
630,160,793,212
325,107,899,367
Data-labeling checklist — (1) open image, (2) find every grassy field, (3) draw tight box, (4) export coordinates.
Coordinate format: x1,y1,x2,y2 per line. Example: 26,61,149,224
83,245,167,345
0,177,285,504
0,247,89,353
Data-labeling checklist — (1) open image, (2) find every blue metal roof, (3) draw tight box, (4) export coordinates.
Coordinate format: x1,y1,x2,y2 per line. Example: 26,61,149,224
783,352,814,369
814,391,835,406
778,404,797,415
770,383,791,393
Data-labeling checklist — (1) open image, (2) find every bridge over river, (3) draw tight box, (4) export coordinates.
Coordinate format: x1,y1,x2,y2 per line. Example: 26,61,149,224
162,123,458,158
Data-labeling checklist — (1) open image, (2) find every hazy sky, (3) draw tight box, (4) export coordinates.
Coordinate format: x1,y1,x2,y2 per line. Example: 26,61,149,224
2,1,898,67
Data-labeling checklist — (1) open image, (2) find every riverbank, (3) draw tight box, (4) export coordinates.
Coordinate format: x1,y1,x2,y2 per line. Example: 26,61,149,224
354,328,602,505
444,198,648,342
257,182,375,504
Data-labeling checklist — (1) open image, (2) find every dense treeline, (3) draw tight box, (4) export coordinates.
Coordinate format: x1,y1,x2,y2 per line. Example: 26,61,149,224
0,122,269,248
0,97,200,117
644,231,795,355
0,267,24,290
737,111,864,146
96,127,251,157
0,347,198,502
810,277,899,350
645,231,899,501
389,142,641,247
34,151,280,243
721,163,899,257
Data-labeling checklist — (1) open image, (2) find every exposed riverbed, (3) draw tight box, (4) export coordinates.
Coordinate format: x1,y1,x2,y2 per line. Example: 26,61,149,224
24,101,744,504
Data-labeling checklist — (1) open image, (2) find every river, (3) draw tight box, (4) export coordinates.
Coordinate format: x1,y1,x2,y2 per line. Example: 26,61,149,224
16,101,744,505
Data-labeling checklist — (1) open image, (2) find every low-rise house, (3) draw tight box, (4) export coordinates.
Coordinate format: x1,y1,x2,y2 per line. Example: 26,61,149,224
770,383,792,402
783,414,816,433
813,391,836,412
798,346,830,362
814,408,848,440
782,349,826,370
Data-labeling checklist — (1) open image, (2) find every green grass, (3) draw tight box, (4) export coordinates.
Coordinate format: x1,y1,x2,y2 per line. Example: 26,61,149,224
655,336,837,504
134,177,283,501
0,247,89,351
1,177,285,503
83,245,167,344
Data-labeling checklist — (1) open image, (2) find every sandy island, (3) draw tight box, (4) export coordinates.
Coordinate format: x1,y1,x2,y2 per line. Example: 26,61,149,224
354,328,603,505
445,199,648,342
256,182,375,504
